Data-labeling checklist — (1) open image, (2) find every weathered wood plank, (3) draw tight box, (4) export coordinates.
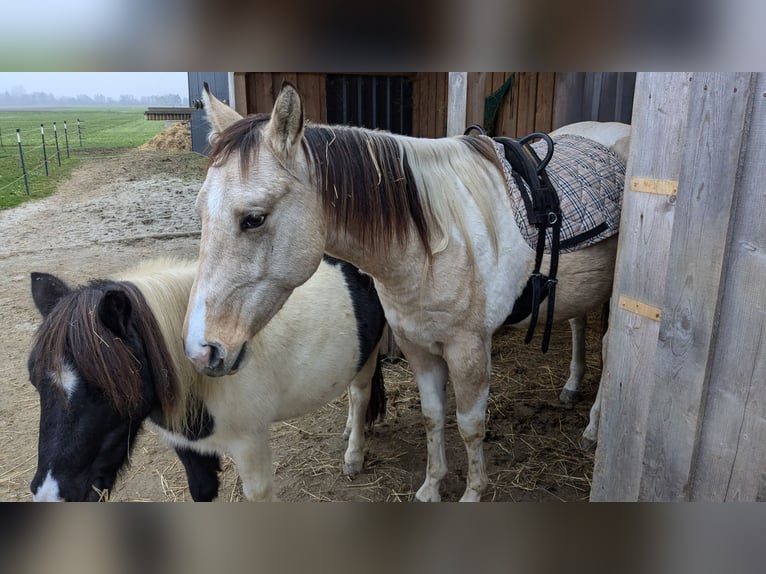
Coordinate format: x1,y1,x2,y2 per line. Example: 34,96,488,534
690,73,766,501
591,72,692,501
504,72,519,137
412,74,428,137
534,72,555,133
466,72,487,128
552,73,584,129
252,72,275,113
638,72,755,501
232,72,247,116
297,74,324,124
435,72,447,137
516,72,537,136
446,73,467,137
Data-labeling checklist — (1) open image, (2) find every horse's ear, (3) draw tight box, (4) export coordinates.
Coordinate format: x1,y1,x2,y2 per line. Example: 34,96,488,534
202,82,243,140
98,290,132,339
30,272,70,317
266,81,304,159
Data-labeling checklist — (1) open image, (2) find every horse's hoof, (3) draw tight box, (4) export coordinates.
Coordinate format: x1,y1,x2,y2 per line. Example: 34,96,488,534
342,459,363,476
415,485,441,502
559,389,581,404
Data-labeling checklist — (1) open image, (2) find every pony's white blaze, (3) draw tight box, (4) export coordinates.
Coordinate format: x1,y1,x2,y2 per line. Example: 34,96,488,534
59,364,79,399
33,470,62,502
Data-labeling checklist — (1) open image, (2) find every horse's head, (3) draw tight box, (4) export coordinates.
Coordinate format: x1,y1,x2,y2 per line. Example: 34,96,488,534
27,273,166,501
184,83,326,377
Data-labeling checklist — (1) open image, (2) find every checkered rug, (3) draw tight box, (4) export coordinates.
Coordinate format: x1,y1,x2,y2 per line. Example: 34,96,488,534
493,134,626,253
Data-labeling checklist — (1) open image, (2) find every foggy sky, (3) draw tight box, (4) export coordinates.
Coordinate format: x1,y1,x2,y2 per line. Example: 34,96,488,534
0,72,189,99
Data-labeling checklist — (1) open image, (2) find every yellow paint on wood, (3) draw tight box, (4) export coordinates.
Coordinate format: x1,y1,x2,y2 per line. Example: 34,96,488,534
618,295,662,321
630,177,679,196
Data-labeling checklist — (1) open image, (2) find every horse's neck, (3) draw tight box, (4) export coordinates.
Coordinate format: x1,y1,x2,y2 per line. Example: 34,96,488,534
324,229,421,287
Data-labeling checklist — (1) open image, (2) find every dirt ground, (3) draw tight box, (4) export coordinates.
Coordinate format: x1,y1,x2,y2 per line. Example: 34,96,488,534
0,147,602,502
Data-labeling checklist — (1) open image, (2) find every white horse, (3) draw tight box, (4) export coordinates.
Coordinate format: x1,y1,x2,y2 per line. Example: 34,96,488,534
184,83,630,501
28,257,385,501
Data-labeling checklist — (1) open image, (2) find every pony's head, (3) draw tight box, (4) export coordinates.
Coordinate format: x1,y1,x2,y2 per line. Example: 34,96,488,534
184,82,327,376
27,272,177,501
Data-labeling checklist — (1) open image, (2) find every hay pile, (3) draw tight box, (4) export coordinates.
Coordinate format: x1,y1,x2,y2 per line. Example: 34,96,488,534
139,121,192,151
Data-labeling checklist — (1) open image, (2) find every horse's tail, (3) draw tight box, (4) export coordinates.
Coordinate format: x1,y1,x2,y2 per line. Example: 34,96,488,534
365,358,386,426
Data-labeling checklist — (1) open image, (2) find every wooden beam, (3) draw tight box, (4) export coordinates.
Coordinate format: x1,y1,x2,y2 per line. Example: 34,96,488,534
638,73,755,501
231,72,247,116
591,72,692,501
446,72,468,136
690,73,766,500
466,72,487,128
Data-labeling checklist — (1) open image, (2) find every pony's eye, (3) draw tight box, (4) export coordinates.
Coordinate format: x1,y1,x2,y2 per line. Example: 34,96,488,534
241,213,267,231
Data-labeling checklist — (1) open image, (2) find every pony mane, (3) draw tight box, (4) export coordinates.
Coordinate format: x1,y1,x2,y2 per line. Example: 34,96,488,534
29,280,179,424
114,258,204,433
207,115,504,264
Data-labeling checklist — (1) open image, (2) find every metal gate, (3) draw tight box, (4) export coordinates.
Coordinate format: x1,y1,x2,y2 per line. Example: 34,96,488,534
325,74,413,135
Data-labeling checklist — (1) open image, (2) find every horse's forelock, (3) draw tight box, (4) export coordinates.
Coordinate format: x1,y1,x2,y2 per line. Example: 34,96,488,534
30,281,178,421
207,113,271,175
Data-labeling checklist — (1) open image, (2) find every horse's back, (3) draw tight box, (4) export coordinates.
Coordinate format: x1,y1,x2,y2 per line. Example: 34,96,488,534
551,121,631,162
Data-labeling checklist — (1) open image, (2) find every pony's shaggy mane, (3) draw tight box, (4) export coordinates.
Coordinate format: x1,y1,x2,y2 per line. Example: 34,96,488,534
207,116,505,263
29,279,179,427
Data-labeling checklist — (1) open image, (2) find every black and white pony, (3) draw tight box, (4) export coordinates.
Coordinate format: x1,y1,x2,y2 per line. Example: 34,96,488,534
27,257,386,501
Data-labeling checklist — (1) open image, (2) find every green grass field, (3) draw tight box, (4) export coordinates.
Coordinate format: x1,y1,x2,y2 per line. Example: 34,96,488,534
0,108,167,209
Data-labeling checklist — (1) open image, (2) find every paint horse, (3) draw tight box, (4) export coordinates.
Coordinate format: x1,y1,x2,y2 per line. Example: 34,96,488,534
184,82,630,501
28,257,386,501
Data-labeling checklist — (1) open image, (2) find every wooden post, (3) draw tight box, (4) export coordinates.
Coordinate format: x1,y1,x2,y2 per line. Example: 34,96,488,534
591,72,763,501
690,73,766,500
446,72,467,136
637,73,754,501
591,73,692,501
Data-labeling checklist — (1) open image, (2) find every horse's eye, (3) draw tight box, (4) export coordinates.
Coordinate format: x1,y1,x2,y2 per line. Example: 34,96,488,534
241,213,267,231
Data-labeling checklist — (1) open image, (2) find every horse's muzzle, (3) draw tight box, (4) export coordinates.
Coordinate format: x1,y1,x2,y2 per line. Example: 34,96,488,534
187,340,247,377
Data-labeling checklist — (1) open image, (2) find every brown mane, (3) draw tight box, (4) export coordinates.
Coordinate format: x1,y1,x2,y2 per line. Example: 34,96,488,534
29,280,178,422
207,116,434,260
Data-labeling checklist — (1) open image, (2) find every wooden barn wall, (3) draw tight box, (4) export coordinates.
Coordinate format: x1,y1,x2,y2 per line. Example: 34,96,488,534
233,72,565,139
591,72,764,501
411,73,447,137
552,72,636,129
239,72,327,123
465,72,556,137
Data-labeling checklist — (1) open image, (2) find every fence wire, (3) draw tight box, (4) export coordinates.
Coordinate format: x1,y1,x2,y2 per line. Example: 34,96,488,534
0,119,87,198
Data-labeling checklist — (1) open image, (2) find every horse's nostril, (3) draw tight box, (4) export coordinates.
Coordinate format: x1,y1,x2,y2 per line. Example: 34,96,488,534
207,342,226,371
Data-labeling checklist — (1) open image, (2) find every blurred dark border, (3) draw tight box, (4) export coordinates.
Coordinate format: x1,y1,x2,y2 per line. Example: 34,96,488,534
2,504,765,574
0,0,761,70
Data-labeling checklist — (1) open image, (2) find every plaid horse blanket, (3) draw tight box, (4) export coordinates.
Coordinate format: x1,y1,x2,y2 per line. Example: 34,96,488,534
493,134,626,254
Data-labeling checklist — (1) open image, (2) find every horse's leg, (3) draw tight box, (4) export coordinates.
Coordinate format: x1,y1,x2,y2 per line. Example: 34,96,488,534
444,336,491,502
343,394,354,440
560,314,587,403
342,367,373,476
582,324,609,448
398,341,449,502
229,433,275,501
174,446,221,502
